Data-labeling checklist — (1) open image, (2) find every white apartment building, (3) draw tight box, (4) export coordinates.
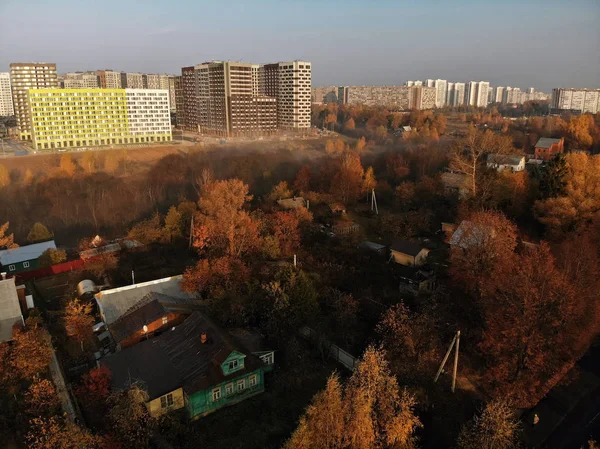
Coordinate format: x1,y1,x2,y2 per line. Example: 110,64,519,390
446,82,454,105
125,89,172,137
453,83,465,106
251,64,260,96
466,82,478,106
425,79,435,88
476,81,490,107
102,70,122,88
492,86,504,103
10,62,58,140
0,73,14,116
276,61,311,129
123,72,144,89
503,87,521,105
552,88,600,113
434,79,447,108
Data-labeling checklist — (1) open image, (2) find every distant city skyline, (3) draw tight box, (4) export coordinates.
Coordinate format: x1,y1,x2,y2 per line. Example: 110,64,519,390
1,0,599,92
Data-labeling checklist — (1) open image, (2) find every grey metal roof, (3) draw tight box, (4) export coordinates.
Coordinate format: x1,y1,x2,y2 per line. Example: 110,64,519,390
276,197,306,209
487,154,524,166
0,278,23,342
535,137,562,148
0,240,56,266
449,220,495,249
95,275,194,325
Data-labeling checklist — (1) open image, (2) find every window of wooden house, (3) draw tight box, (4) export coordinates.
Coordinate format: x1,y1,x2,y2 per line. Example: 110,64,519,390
160,393,174,409
249,374,258,387
212,387,221,402
225,383,234,396
237,379,246,392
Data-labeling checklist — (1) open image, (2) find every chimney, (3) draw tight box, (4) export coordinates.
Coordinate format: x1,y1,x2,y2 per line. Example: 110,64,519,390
200,333,207,344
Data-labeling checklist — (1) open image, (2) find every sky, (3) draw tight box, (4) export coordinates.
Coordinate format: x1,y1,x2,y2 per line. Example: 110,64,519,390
1,0,599,92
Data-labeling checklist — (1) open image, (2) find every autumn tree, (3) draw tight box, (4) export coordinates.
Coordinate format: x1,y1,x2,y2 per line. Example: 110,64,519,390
355,136,366,153
107,385,156,449
363,166,376,201
269,181,293,202
283,374,344,449
539,154,567,198
59,153,76,177
385,152,410,182
331,151,365,204
9,327,52,380
325,140,336,154
194,179,259,257
344,346,421,449
375,125,388,142
293,165,311,193
64,299,94,352
568,114,594,149
457,399,520,449
27,415,106,449
83,252,118,278
24,168,35,185
183,256,249,298
82,151,96,174
24,379,60,417
0,222,17,249
163,206,183,242
271,211,302,257
325,113,337,130
534,153,600,237
449,126,514,196
27,222,52,243
38,248,67,267
104,150,119,173
127,212,163,244
0,164,9,187
344,117,356,131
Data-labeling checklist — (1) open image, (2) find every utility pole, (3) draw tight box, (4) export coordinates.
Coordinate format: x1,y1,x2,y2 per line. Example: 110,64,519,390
131,270,135,285
371,189,379,215
293,254,297,267
434,330,461,393
189,215,194,249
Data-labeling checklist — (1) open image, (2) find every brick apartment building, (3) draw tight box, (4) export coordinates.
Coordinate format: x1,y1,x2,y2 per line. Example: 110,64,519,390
534,137,564,161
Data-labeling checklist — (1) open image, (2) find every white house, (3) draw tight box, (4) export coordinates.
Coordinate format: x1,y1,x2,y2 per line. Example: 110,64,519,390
486,154,525,172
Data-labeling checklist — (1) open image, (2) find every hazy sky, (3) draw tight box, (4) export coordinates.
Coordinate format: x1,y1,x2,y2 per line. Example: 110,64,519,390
1,0,599,92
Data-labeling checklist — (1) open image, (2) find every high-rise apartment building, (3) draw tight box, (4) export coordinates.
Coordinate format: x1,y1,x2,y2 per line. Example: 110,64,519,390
552,88,600,113
62,72,100,89
174,76,183,124
180,66,198,131
425,79,435,88
433,79,448,108
168,76,177,111
273,61,312,129
466,81,490,107
194,61,277,137
0,73,14,117
446,82,455,106
453,83,466,106
10,62,58,140
503,87,521,105
492,86,504,103
476,82,490,107
97,70,122,89
337,85,436,110
251,64,260,97
120,72,144,89
143,74,170,90
26,88,171,151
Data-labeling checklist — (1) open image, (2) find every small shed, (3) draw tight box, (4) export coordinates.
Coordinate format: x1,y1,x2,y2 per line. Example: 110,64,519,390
0,240,57,274
486,154,525,172
276,197,306,210
390,241,429,267
359,241,387,255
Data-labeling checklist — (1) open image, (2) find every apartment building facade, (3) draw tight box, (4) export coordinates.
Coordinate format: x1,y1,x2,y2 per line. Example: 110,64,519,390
120,72,144,89
97,70,122,89
338,85,436,110
552,88,600,114
26,88,171,151
0,73,14,117
174,76,184,126
180,66,198,131
195,61,277,137
62,72,100,89
10,62,59,140
274,61,311,130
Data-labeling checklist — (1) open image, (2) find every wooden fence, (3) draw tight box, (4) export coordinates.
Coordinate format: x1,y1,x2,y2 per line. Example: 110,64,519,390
299,326,356,371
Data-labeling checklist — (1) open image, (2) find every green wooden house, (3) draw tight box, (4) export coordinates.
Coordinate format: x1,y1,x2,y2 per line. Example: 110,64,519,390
0,240,56,274
103,311,270,419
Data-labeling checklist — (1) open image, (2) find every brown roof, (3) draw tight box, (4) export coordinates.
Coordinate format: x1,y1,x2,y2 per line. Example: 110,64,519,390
102,312,265,398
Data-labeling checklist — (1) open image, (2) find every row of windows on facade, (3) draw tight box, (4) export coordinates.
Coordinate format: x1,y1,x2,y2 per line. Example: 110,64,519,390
209,374,259,404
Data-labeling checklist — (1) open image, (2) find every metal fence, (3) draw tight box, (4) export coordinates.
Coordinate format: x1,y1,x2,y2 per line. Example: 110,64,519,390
299,326,356,371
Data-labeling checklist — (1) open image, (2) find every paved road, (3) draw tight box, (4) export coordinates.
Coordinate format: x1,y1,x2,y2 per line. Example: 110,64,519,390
0,138,31,156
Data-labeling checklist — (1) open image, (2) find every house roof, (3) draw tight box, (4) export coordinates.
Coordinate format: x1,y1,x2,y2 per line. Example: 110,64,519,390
108,292,200,343
487,154,524,166
95,275,194,325
441,172,469,189
535,137,562,148
0,278,23,342
79,239,142,260
276,197,305,210
0,240,57,266
102,312,265,398
390,240,426,257
360,241,387,252
449,220,495,249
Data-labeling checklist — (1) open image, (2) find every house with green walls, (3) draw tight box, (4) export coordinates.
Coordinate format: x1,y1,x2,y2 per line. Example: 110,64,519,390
0,240,56,275
102,311,271,419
